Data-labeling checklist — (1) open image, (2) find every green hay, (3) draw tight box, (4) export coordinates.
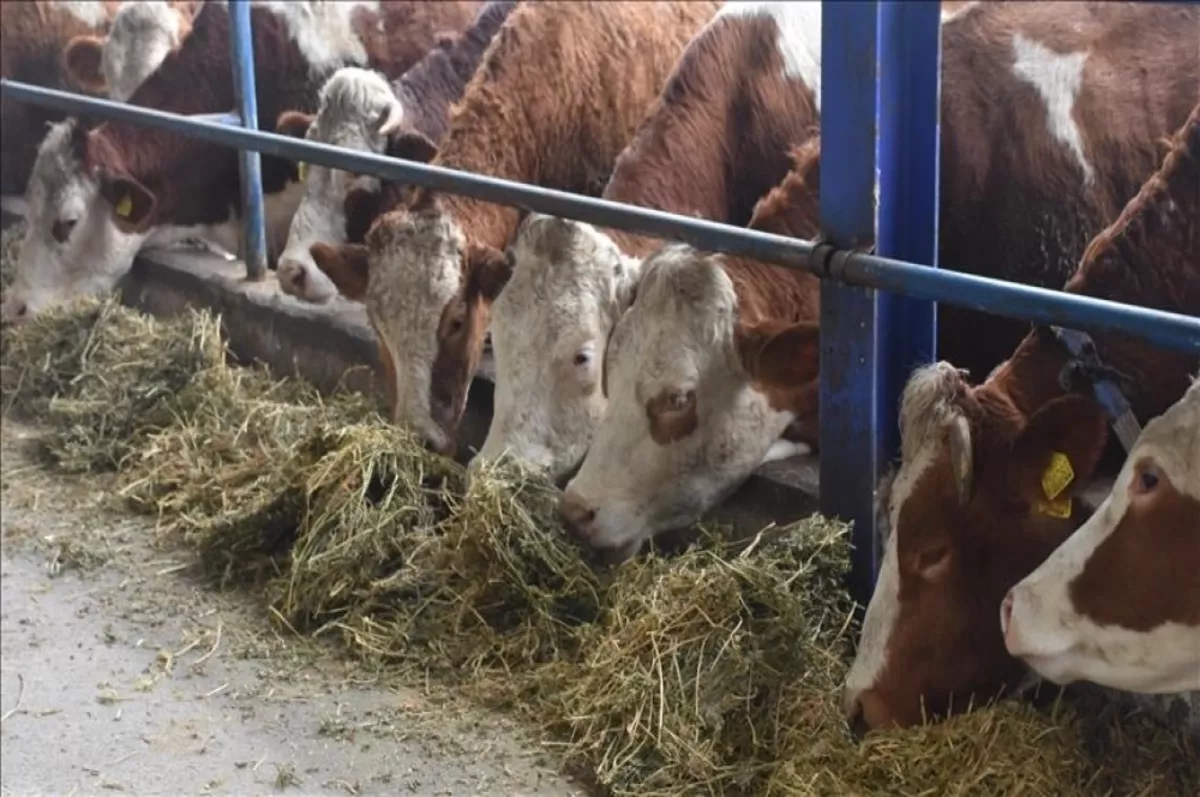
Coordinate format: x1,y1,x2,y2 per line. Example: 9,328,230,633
2,293,1196,797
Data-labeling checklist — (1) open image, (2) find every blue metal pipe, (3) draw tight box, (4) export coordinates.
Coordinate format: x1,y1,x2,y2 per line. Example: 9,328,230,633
3,79,1198,354
818,0,882,607
876,1,941,469
228,0,267,281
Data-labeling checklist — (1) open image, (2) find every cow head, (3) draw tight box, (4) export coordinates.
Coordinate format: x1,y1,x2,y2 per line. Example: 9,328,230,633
62,0,197,101
558,245,819,558
472,214,642,483
310,193,510,455
275,67,417,305
1003,377,1200,695
1,120,142,323
842,362,1110,731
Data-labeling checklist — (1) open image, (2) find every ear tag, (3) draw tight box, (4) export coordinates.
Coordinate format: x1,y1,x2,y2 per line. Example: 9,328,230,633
1037,496,1073,519
115,193,133,219
297,161,307,182
1041,451,1075,501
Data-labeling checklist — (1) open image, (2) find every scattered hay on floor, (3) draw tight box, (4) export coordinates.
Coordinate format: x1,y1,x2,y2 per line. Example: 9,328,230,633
0,218,23,290
3,293,1197,797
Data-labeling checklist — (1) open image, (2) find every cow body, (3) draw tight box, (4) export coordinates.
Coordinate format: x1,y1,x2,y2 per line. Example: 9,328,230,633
308,0,722,455
1,0,121,198
275,0,517,305
474,0,822,483
1,0,482,322
847,101,1200,730
553,1,1199,561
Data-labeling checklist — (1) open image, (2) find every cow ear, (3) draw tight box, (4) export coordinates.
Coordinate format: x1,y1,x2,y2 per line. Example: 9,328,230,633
309,242,370,301
735,319,820,391
1013,393,1109,505
386,130,438,164
100,176,156,233
62,35,108,94
468,244,513,302
275,110,314,139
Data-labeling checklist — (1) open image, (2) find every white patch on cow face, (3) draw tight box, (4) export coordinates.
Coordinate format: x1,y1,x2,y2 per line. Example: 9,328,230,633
52,0,111,27
474,215,642,482
715,1,822,109
259,1,380,77
103,1,190,102
278,68,397,303
843,361,971,709
1004,381,1200,694
1011,34,1094,185
563,244,796,552
364,210,464,452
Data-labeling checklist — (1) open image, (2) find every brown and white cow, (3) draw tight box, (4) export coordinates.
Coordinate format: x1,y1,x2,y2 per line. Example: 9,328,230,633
846,100,1200,731
60,0,203,102
555,2,1200,564
1002,377,1200,695
307,1,722,455
273,0,518,305
0,0,482,323
1,0,122,200
473,0,822,483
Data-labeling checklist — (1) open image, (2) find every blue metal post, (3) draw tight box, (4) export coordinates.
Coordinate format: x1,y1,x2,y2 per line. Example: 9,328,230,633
818,1,882,607
876,4,942,479
229,0,267,281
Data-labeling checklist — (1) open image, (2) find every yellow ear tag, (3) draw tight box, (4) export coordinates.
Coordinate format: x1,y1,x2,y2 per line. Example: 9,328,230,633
297,161,307,182
1037,496,1073,519
1041,451,1075,501
115,193,133,219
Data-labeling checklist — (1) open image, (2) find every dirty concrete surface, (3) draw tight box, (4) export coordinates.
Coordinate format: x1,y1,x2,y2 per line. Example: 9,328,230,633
0,420,585,797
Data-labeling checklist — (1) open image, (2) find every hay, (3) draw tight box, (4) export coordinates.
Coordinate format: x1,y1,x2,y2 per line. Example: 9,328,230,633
1,218,23,290
2,294,1197,797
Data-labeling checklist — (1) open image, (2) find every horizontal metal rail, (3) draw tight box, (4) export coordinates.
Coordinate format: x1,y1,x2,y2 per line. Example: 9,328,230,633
4,78,1198,354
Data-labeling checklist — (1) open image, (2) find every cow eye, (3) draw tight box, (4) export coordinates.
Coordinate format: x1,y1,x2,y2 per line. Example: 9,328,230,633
1135,466,1160,494
573,351,590,367
51,219,77,243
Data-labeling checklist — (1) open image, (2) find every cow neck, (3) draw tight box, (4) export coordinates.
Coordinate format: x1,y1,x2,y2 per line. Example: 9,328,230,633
722,255,819,328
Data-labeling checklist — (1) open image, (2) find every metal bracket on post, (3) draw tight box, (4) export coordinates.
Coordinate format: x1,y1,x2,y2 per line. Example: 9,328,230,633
228,0,268,281
818,0,882,609
877,1,941,465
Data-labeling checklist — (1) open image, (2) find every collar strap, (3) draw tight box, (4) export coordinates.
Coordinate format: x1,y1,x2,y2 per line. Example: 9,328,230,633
1050,326,1142,452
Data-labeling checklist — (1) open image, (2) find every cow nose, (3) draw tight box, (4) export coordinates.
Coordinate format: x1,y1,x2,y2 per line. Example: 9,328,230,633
421,433,456,459
559,490,597,540
1,296,29,325
844,693,869,740
276,257,310,298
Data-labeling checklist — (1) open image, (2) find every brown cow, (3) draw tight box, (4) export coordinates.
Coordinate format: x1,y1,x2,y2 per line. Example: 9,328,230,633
1,0,121,198
557,1,1200,565
273,0,519,305
0,0,483,323
847,101,1200,731
308,1,722,455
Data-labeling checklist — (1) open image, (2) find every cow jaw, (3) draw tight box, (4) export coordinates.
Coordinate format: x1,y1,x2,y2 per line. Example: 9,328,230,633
563,245,794,554
476,215,639,482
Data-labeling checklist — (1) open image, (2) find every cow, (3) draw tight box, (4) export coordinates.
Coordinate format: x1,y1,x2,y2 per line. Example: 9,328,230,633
273,0,518,306
555,2,1199,567
1,0,121,200
844,99,1200,732
60,0,203,102
0,0,483,323
1002,377,1200,696
472,0,823,483
306,1,723,456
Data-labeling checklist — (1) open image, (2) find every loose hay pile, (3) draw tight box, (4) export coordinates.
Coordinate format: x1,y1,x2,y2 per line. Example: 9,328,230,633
2,294,1196,797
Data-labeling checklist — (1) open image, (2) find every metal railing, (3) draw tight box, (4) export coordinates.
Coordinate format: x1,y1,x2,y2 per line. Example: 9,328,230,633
3,0,1197,605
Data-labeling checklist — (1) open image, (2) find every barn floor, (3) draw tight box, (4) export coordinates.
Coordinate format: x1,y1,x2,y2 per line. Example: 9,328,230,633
0,419,584,797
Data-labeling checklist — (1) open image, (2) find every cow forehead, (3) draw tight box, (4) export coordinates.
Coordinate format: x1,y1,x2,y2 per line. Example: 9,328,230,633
366,212,463,312
312,67,396,140
26,123,94,215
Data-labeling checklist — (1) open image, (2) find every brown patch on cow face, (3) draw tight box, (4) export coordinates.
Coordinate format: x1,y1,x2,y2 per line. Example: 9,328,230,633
1069,458,1200,630
309,242,369,301
645,389,699,446
61,35,108,94
424,242,511,448
868,393,1110,727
